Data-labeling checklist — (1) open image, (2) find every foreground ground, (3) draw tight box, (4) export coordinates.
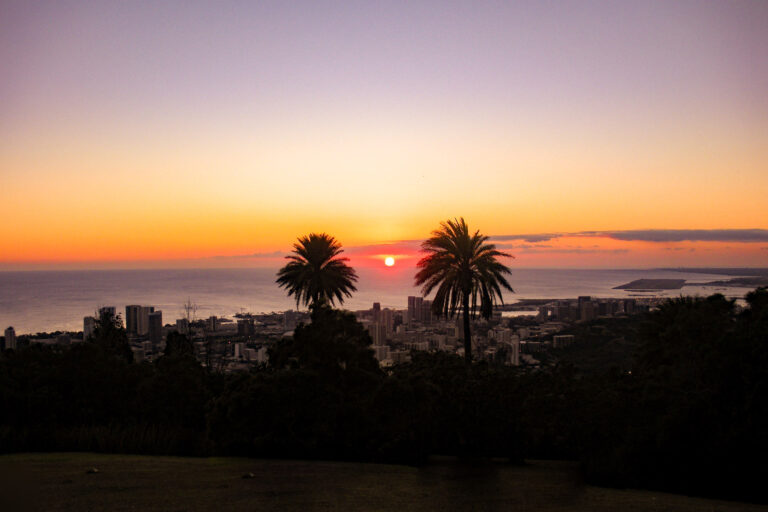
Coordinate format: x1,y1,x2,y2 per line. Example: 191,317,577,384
1,453,766,512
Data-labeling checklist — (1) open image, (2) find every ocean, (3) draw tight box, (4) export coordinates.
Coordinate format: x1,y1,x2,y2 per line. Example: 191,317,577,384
0,267,758,334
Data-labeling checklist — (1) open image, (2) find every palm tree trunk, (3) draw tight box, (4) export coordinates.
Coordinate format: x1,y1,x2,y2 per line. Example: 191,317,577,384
462,293,472,363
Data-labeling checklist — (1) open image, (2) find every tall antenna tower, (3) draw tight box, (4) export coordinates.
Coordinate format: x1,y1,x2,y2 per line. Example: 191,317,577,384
183,298,197,336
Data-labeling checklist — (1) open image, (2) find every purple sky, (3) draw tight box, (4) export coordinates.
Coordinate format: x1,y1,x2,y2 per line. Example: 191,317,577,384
3,0,767,128
1,1,767,268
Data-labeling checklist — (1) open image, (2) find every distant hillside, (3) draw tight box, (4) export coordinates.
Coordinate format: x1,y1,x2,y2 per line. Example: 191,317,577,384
614,279,686,290
658,268,768,277
703,277,768,288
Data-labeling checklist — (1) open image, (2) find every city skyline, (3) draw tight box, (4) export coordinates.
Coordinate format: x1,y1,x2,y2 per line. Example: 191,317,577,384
2,1,768,269
4,3,768,507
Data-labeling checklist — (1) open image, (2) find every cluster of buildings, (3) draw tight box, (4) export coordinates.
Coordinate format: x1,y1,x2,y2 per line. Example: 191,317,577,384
355,296,520,366
352,295,658,367
2,295,657,369
3,324,73,348
1,301,313,369
92,305,308,367
537,296,649,323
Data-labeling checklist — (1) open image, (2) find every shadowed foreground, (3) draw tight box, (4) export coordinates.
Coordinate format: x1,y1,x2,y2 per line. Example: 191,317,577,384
1,453,766,512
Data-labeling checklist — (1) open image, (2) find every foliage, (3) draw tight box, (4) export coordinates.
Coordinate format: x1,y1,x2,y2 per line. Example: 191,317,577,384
542,316,640,373
268,304,380,374
1,289,768,502
164,331,195,359
415,217,513,362
91,310,133,363
577,290,768,502
209,304,386,460
276,233,358,308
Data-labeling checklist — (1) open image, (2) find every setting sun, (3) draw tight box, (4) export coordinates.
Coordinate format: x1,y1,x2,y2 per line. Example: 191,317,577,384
384,256,395,267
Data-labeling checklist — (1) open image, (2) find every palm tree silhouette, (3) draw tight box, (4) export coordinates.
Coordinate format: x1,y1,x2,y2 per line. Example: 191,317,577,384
415,218,513,362
277,233,358,309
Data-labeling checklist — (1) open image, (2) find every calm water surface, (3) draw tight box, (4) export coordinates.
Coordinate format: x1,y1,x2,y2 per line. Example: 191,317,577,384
0,267,755,333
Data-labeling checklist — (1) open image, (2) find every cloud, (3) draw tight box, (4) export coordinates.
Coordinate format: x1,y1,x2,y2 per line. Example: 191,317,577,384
536,248,630,254
597,229,768,243
207,250,284,260
491,233,561,243
493,229,768,244
248,251,285,258
495,243,554,250
344,240,423,256
211,230,768,263
502,247,630,255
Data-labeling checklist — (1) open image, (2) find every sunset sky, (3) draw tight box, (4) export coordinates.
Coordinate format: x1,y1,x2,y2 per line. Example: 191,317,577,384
2,1,767,270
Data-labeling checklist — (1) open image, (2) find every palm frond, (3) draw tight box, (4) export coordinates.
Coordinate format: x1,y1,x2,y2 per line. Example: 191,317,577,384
414,217,514,320
276,233,358,309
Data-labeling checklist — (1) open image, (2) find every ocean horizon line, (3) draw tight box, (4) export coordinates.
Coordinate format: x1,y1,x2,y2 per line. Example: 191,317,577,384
2,265,768,274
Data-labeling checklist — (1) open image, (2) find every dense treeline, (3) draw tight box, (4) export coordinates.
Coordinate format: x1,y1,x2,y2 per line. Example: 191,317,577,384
1,290,767,502
578,290,768,502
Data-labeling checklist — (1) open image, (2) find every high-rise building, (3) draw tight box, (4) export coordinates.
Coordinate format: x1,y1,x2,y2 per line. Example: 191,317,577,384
381,308,394,334
421,300,433,325
367,323,387,346
125,305,141,334
580,301,596,322
408,296,424,323
508,335,520,366
598,301,615,317
372,302,381,323
237,318,255,337
83,316,96,341
148,311,163,346
553,302,568,321
138,306,155,335
207,316,218,332
4,326,16,350
283,310,298,330
176,318,190,334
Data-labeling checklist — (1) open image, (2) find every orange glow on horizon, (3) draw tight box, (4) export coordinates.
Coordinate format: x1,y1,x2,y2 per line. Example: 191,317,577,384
3,235,766,272
2,2,768,271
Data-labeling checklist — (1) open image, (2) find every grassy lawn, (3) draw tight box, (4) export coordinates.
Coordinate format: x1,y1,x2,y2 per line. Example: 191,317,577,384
1,453,766,511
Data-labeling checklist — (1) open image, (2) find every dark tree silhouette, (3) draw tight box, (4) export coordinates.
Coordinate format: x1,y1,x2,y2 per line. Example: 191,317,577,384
164,331,195,359
276,233,358,309
268,303,380,374
91,310,133,363
415,218,513,362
